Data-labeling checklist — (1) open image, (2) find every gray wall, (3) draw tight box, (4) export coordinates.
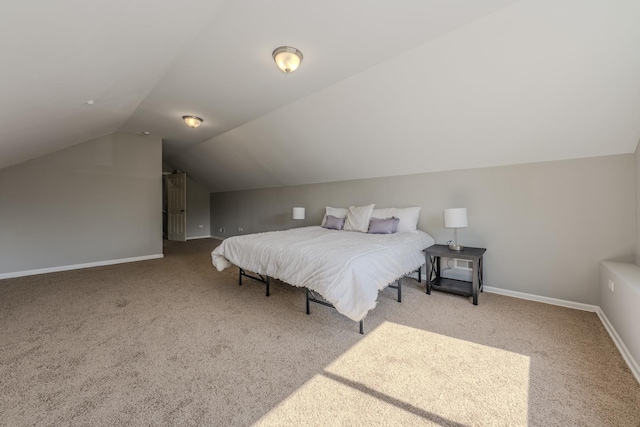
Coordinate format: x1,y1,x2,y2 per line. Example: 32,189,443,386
0,132,162,275
636,141,640,266
211,154,635,306
187,176,211,239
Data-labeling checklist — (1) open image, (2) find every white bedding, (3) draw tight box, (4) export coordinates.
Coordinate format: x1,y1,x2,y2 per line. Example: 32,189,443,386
211,226,435,322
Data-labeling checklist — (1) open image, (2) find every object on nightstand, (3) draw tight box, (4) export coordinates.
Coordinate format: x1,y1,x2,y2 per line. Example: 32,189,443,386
444,208,467,251
293,207,305,228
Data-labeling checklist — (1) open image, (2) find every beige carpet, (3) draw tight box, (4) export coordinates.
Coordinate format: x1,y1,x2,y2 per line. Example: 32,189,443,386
1,239,639,426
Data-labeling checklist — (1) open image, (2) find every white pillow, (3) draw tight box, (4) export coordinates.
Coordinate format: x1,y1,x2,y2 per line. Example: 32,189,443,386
321,206,348,226
372,207,421,232
343,204,375,232
371,208,395,220
394,207,421,232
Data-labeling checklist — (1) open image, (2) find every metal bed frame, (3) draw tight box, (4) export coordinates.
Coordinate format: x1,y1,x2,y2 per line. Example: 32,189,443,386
238,266,422,334
239,268,271,296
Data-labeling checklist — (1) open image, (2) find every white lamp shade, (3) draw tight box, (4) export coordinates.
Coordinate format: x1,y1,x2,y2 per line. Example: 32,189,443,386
444,208,468,228
292,207,305,220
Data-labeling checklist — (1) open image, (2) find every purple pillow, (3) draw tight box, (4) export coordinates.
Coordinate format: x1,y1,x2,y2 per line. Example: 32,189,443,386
368,217,399,234
323,215,345,230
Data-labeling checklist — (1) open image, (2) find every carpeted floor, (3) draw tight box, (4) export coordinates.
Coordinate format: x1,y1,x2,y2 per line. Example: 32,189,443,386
1,238,639,426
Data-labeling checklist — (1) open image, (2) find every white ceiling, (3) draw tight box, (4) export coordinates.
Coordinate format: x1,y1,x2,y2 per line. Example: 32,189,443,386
3,0,640,192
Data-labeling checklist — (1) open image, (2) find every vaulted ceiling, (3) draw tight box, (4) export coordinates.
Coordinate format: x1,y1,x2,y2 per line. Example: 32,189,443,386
3,1,640,192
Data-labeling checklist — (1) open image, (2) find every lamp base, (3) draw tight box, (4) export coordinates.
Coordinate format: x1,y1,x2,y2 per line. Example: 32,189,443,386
448,243,464,251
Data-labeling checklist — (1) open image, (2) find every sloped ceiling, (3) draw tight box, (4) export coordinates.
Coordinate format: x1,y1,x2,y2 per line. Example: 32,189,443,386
3,1,640,192
0,0,231,170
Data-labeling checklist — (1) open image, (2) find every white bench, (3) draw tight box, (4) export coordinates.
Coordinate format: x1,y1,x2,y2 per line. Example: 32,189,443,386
600,260,640,382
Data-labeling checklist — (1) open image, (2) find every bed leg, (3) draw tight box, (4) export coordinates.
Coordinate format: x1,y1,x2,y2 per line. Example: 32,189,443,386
238,268,242,286
306,289,310,314
359,320,364,335
418,265,422,283
397,279,402,303
266,276,270,297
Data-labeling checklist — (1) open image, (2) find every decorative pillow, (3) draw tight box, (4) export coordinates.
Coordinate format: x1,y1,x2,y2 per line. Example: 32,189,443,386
371,207,422,232
368,217,399,234
322,215,345,230
343,204,375,232
321,206,348,226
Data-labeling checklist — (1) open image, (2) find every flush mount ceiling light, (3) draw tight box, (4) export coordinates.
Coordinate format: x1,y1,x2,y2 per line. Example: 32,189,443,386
182,115,203,128
272,46,303,74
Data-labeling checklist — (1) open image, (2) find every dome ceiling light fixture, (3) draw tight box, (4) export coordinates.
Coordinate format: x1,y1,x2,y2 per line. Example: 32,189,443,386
272,46,303,74
182,115,203,128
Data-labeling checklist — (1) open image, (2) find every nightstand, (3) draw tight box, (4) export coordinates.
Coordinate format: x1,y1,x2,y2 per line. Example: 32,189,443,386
424,244,486,305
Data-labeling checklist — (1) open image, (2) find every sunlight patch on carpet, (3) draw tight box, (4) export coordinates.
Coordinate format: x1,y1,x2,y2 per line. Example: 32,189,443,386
254,321,530,426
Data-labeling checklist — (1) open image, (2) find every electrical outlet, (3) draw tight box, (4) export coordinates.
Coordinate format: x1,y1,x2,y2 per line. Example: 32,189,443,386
198,224,204,228
608,280,614,292
238,227,243,232
219,228,225,233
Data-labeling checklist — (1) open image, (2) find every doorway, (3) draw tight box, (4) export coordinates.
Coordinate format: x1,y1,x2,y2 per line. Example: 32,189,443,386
165,173,187,241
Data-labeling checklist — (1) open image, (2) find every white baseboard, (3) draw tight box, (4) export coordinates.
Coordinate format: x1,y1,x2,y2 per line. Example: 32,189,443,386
596,308,640,384
186,235,213,240
210,235,225,241
483,286,598,312
0,254,164,280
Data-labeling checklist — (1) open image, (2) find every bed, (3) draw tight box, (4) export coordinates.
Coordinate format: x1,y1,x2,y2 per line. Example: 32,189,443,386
211,225,435,333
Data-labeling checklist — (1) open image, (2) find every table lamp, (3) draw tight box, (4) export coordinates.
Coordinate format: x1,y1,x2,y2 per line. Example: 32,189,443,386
444,208,467,251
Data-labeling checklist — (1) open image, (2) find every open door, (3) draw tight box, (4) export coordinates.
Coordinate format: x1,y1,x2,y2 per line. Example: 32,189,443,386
166,173,186,241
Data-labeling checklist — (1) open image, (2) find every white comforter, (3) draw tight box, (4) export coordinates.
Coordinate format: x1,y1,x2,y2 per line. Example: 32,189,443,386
211,226,435,322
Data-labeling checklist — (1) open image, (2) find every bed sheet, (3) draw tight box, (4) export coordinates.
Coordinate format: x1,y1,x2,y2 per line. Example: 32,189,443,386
211,226,435,322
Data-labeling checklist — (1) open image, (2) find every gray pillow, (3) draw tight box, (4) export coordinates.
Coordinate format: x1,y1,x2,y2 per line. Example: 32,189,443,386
323,215,345,230
368,217,399,234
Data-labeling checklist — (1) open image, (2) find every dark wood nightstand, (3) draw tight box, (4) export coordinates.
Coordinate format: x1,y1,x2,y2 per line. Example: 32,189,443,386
424,244,486,305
